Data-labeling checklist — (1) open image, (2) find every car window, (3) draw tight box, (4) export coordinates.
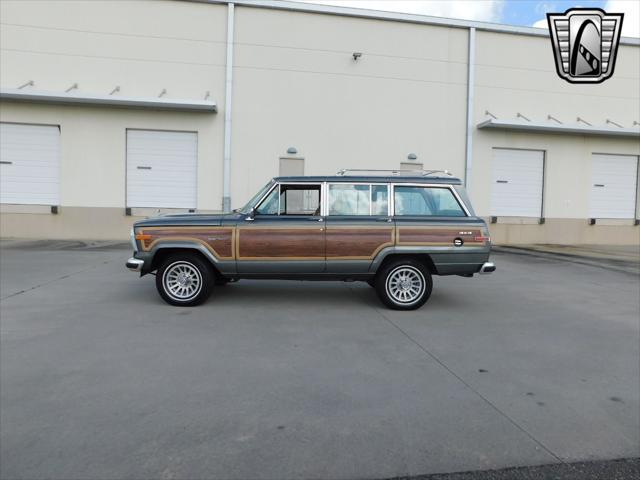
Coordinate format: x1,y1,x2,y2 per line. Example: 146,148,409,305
256,184,321,216
394,186,466,216
329,184,370,215
371,185,389,216
239,180,274,214
255,187,279,215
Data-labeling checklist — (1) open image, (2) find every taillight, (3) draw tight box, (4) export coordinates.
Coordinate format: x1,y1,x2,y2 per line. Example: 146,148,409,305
474,235,490,242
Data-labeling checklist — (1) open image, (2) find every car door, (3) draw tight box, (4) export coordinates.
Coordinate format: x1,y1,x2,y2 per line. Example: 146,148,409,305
236,182,326,274
325,182,394,274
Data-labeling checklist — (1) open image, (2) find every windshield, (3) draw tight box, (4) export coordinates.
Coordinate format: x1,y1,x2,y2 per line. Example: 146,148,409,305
237,180,275,214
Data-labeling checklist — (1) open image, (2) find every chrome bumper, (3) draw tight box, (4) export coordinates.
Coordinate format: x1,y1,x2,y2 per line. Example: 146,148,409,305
126,257,144,272
479,261,496,274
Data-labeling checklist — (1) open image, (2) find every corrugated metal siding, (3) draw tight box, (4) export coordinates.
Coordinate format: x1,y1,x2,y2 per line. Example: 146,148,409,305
126,130,197,209
590,154,638,219
0,123,60,205
491,148,544,217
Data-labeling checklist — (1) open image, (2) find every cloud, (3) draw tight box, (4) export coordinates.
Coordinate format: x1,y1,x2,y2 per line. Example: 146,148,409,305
531,1,639,37
292,1,505,23
606,0,640,37
532,18,548,30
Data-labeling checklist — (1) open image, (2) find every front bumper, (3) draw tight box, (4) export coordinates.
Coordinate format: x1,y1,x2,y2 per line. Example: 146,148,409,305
479,261,496,274
126,257,144,272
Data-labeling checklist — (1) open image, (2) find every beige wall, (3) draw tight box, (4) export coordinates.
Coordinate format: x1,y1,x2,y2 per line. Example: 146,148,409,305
470,29,640,244
0,1,639,244
0,0,228,100
230,6,469,206
0,0,227,212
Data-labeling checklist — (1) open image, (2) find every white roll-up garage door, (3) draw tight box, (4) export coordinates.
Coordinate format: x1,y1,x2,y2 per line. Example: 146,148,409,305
0,123,60,205
491,148,544,217
590,154,638,219
126,130,197,209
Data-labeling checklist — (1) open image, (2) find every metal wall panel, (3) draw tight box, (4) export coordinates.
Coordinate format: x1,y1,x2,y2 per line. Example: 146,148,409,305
0,123,60,205
490,148,544,217
126,130,197,209
590,154,638,219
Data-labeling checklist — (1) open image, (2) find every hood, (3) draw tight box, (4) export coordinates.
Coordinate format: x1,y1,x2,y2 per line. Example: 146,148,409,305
133,212,242,228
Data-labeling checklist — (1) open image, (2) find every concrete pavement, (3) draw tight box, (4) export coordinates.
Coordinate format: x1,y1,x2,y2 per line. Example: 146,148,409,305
1,241,638,479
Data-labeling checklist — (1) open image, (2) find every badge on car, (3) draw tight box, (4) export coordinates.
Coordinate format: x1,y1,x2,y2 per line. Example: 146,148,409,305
546,8,624,84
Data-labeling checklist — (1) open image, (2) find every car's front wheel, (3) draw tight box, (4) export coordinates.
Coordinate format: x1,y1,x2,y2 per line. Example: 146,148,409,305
155,253,213,306
375,259,432,310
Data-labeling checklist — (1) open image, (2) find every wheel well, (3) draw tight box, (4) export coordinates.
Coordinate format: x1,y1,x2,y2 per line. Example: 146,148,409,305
377,254,438,274
150,248,221,277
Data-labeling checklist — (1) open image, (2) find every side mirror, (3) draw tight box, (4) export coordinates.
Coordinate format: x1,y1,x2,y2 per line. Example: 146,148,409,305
245,207,256,221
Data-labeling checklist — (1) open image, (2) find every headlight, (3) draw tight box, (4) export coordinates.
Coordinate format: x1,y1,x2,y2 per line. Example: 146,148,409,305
130,228,138,252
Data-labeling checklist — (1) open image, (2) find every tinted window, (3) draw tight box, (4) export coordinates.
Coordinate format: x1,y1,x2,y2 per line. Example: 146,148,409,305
394,186,466,216
329,184,370,215
371,185,389,215
256,184,321,215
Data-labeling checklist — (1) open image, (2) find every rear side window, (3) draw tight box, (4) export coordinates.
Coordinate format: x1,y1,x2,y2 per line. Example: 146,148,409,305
328,184,390,216
328,184,370,215
394,186,466,216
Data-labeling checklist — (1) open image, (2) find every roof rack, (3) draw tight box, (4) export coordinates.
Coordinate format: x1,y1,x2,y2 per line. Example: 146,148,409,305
335,168,453,177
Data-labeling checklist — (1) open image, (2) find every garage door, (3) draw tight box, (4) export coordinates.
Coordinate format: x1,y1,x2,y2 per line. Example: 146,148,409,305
126,130,197,209
590,154,638,219
0,123,60,205
491,149,544,217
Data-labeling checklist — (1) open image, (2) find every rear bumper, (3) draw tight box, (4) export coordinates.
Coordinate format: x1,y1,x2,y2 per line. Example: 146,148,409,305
479,261,496,274
126,257,144,272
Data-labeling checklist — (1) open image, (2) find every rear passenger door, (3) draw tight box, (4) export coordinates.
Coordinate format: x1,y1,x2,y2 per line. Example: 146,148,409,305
325,183,394,274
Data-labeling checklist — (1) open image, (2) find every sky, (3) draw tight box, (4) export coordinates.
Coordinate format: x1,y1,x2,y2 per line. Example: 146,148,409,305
294,0,640,37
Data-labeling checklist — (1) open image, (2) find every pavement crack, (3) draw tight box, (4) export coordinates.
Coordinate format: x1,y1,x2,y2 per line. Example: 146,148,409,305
0,260,112,300
367,298,564,464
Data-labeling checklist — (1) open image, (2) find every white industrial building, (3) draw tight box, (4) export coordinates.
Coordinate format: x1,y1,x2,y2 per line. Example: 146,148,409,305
0,0,639,244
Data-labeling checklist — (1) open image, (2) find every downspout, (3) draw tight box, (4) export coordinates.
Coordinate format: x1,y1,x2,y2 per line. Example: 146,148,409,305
464,27,476,192
222,2,235,213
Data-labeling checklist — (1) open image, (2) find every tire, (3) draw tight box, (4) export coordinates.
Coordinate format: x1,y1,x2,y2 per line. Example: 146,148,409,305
375,258,433,310
155,252,214,306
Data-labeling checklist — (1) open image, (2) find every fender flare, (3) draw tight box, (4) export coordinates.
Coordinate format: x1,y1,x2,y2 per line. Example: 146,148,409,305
145,241,219,273
369,246,440,274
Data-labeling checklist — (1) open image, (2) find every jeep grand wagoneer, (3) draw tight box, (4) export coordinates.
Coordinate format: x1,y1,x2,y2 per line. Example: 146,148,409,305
126,169,495,310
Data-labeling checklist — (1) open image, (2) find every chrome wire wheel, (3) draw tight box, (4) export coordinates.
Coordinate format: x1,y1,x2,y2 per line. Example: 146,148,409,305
162,261,203,301
385,265,425,306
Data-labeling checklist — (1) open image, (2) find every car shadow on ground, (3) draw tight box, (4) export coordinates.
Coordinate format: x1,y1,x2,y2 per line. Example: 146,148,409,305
119,274,473,311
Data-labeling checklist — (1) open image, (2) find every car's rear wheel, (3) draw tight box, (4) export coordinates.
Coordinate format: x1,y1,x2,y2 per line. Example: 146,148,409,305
155,253,213,306
375,259,432,310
